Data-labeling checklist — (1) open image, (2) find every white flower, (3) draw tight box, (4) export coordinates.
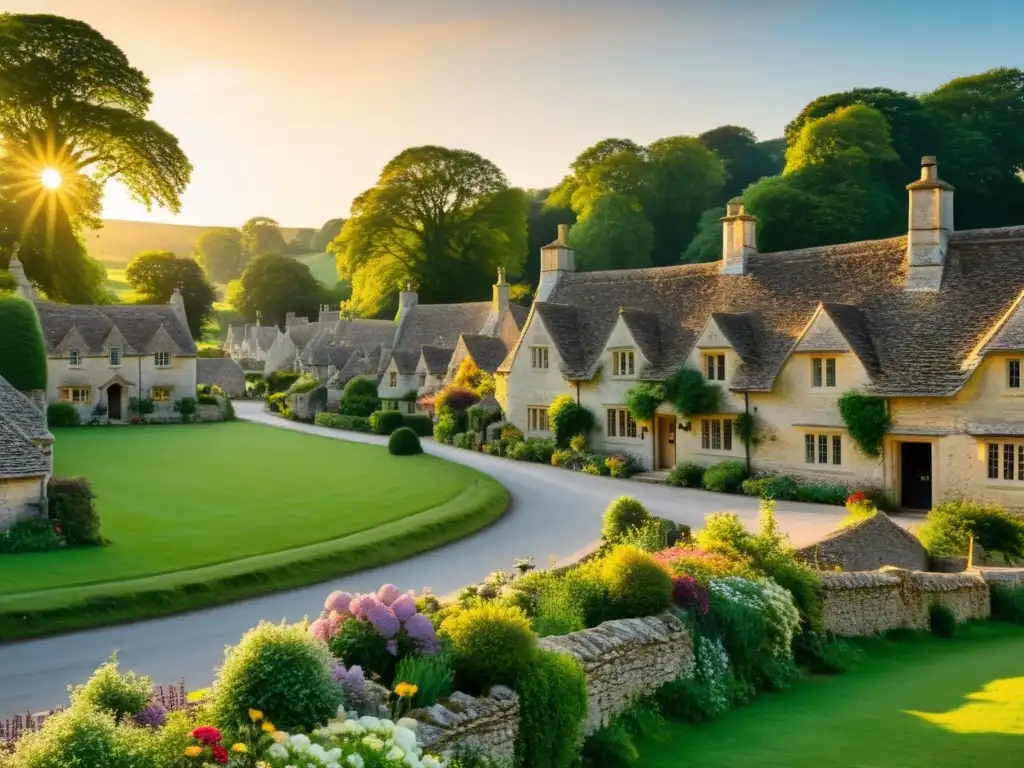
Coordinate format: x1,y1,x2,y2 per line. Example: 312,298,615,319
337,719,364,735
347,755,365,768
326,747,342,761
362,735,384,751
288,733,312,751
268,742,289,759
308,742,328,761
396,717,418,732
358,716,382,731
377,718,396,735
387,746,406,760
393,725,418,754
422,756,443,768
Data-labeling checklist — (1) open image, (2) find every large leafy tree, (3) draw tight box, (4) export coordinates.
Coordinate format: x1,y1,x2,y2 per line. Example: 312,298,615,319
0,14,191,301
241,216,286,258
310,218,344,252
523,188,574,286
195,227,246,283
332,145,528,316
231,252,325,328
285,227,316,254
698,125,781,201
124,251,216,338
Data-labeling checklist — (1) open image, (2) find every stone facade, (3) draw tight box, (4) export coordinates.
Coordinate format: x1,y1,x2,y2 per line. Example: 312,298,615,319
414,686,520,763
537,613,695,735
820,568,990,636
976,566,1024,588
795,513,928,572
0,475,47,531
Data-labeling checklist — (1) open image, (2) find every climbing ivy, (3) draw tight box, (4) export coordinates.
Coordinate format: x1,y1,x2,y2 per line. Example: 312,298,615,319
625,382,666,422
837,390,891,458
665,367,722,417
735,411,762,447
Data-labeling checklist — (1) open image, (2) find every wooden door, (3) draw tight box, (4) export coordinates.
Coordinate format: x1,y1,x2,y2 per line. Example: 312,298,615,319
657,415,677,469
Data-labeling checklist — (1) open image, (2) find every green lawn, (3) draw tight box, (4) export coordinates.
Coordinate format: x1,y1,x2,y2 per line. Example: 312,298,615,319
638,623,1024,768
295,251,339,286
0,422,506,625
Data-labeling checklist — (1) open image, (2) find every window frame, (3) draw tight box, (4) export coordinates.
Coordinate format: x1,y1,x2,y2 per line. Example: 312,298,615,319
151,386,173,402
606,407,638,439
418,373,427,388
389,371,398,388
59,387,92,404
530,346,550,371
704,353,726,382
154,351,171,368
1008,359,1022,390
69,349,82,367
988,441,1024,482
811,356,838,389
804,431,843,466
700,417,734,452
612,349,636,378
527,406,549,433
108,346,122,367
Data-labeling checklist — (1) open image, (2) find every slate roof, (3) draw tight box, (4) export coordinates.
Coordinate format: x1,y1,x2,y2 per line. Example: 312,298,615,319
255,327,278,352
460,334,510,373
34,301,196,355
509,303,530,328
420,346,454,375
0,414,49,479
391,350,421,375
226,325,247,343
503,226,1024,396
196,358,247,397
327,346,385,389
395,302,492,352
287,323,318,348
0,375,50,441
709,313,759,363
332,319,396,350
819,303,882,376
966,422,1024,437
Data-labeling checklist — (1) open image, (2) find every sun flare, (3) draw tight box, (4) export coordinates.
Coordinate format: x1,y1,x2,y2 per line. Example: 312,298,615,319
40,167,62,190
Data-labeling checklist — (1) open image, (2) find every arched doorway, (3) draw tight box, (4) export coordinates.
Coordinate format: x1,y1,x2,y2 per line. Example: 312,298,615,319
107,383,123,421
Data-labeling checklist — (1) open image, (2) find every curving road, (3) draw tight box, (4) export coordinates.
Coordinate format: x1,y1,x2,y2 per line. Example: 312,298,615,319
0,402,853,715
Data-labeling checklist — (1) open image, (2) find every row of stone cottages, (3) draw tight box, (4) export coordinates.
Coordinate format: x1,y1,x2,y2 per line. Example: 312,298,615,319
229,157,1024,511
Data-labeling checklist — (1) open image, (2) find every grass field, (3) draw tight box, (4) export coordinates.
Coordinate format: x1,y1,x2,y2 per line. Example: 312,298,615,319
0,422,507,635
296,250,340,286
638,623,1024,768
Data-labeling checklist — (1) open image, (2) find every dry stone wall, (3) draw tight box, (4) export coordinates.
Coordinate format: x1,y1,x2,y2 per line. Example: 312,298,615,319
796,513,928,572
413,686,519,762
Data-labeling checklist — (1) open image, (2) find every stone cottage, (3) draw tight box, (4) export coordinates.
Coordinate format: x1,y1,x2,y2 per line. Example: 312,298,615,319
0,374,52,531
11,255,198,421
223,321,277,368
196,358,247,398
498,157,1024,510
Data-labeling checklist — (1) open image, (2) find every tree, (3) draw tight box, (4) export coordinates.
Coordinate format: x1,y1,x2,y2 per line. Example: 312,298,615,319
523,189,574,285
124,251,216,338
785,104,900,172
241,216,286,258
310,218,344,252
0,295,47,390
0,14,191,301
681,206,725,264
568,194,654,271
285,228,316,254
332,145,528,316
232,252,324,328
195,227,246,283
699,125,781,200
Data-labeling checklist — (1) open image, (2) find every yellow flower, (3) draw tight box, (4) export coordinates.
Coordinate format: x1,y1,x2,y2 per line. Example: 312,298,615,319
184,745,203,758
261,722,276,733
231,743,248,753
272,731,287,743
394,682,419,699
248,708,264,722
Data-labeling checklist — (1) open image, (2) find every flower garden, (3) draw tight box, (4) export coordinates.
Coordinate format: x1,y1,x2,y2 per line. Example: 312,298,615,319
5,491,1022,768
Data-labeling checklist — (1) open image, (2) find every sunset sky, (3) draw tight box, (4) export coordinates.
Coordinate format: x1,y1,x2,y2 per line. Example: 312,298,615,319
10,0,1024,228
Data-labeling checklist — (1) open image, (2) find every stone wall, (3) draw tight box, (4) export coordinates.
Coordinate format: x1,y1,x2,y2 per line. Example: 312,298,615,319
796,513,928,572
0,476,45,531
538,613,694,735
977,567,1024,588
413,686,519,763
820,567,990,636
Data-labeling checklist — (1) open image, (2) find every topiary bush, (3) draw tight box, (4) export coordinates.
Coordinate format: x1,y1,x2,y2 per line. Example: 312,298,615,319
600,545,673,619
602,496,651,543
440,603,536,693
918,500,1024,559
266,370,300,393
547,394,597,448
667,461,705,488
0,295,47,390
388,426,422,455
69,654,152,723
48,476,101,546
46,402,80,427
369,409,405,435
173,396,198,423
210,621,342,733
403,413,434,436
338,376,380,417
702,460,748,493
514,649,588,768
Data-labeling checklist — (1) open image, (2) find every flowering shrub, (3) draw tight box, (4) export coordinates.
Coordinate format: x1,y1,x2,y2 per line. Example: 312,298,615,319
692,635,734,717
653,547,756,582
844,491,876,524
600,545,673,619
671,575,710,615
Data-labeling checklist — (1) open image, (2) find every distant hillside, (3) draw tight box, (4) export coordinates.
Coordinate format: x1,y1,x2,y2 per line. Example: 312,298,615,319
85,219,302,268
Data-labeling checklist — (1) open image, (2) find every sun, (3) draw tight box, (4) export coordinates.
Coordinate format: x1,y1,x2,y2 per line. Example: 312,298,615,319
40,167,62,190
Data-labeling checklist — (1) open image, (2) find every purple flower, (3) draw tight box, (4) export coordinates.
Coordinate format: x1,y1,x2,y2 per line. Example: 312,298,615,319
403,613,439,654
386,639,398,656
376,584,402,606
390,593,417,622
672,575,710,615
366,601,400,638
134,701,167,728
325,590,353,615
309,612,343,643
333,663,366,700
350,594,379,618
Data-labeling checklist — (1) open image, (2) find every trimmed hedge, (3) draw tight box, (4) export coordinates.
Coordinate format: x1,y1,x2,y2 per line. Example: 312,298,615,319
0,295,47,390
702,460,748,493
48,477,102,546
266,370,300,394
369,409,405,435
47,402,80,427
314,412,371,432
388,426,423,455
403,413,434,436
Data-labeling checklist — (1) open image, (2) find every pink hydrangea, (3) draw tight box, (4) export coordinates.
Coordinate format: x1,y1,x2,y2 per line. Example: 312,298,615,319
390,593,417,622
376,584,402,606
308,612,342,643
403,612,439,654
325,590,353,615
365,601,400,638
350,594,379,618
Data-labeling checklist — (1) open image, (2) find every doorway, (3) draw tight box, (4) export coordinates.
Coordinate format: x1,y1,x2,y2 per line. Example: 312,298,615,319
107,383,123,421
657,415,677,470
900,442,932,510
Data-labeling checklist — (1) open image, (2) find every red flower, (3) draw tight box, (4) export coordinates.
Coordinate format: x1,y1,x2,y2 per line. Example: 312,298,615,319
53,523,62,534
191,726,222,745
846,491,866,504
210,744,229,764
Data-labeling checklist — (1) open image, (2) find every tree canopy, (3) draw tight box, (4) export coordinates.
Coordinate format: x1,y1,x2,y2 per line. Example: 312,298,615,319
231,252,325,328
698,125,781,201
0,294,47,390
331,145,528,317
241,216,286,258
195,227,246,283
310,217,344,252
124,251,216,338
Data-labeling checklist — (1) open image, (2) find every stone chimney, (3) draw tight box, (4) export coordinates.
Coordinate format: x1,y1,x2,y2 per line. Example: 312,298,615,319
905,155,954,292
7,245,35,300
492,267,509,318
169,288,188,328
537,224,575,301
721,197,756,275
396,283,418,321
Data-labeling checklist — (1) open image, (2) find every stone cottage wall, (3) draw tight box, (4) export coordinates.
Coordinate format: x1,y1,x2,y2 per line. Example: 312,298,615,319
820,568,990,636
0,476,45,531
538,613,694,735
795,513,928,572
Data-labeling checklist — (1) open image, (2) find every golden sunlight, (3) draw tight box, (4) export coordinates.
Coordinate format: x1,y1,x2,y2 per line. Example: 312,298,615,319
40,167,62,190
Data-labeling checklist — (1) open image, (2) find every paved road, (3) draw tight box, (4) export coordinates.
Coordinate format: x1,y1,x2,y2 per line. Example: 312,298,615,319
0,402,853,714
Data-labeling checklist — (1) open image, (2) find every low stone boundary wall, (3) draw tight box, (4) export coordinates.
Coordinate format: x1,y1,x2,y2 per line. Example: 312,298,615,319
820,567,990,636
413,686,519,762
977,567,1024,588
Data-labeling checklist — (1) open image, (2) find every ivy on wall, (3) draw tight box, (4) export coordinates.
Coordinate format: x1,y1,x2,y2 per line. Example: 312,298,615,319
625,382,666,422
837,390,891,458
665,367,722,417
735,411,762,447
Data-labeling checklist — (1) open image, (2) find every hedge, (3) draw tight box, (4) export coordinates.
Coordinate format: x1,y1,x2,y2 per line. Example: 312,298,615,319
314,412,372,432
0,296,47,390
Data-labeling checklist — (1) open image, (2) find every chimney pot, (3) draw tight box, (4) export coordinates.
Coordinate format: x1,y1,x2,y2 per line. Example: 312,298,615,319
557,223,569,243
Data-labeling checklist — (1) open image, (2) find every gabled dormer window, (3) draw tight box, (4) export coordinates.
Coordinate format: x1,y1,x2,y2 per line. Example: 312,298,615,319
1008,359,1021,389
69,349,82,367
612,349,635,377
530,346,549,370
704,353,725,381
811,357,836,388
109,347,121,367
390,372,398,388
154,352,171,368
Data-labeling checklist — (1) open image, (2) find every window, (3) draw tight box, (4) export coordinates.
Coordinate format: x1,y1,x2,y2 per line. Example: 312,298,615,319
59,387,91,404
418,374,427,388
987,442,1024,482
606,407,637,439
530,346,549,370
612,350,635,377
812,357,837,388
1009,360,1021,389
389,372,397,388
109,347,121,367
528,407,549,432
69,349,82,366
804,433,843,465
151,387,172,402
154,351,170,368
700,418,734,451
704,354,726,381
